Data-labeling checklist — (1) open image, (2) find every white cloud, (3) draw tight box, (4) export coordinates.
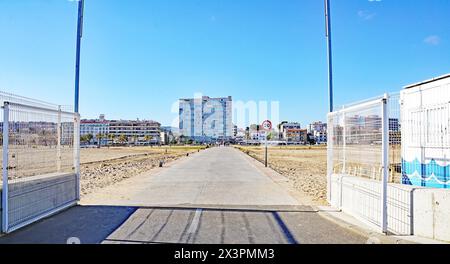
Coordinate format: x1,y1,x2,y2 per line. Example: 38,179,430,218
424,35,441,46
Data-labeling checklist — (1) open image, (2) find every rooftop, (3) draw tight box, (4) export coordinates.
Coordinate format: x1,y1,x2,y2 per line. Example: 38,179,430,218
403,73,450,89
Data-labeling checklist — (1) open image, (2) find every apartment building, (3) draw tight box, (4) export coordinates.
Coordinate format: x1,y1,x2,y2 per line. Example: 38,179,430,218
80,115,110,145
308,121,328,144
80,115,161,145
109,119,161,145
308,121,327,134
179,96,233,142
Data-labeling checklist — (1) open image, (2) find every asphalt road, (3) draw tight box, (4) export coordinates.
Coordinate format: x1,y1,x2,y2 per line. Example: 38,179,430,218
0,147,367,244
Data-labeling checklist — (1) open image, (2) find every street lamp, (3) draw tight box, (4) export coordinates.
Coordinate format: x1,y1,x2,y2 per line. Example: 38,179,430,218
325,0,334,113
74,0,84,114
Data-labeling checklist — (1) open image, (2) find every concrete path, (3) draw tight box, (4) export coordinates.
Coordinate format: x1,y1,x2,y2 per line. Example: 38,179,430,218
0,147,368,244
82,147,299,207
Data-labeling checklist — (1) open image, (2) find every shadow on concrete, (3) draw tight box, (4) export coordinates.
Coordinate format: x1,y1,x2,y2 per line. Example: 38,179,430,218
0,205,366,244
0,206,137,244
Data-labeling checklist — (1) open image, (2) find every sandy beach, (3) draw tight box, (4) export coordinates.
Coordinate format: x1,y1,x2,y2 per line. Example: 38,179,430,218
79,146,205,197
236,146,328,205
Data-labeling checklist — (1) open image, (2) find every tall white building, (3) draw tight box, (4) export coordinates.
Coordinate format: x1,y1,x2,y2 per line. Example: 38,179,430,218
179,96,233,142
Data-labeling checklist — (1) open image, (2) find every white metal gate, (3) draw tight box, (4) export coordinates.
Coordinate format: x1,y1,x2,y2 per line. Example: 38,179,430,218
1,93,80,233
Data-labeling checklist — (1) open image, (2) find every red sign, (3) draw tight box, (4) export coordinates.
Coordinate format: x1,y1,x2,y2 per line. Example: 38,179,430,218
261,120,272,130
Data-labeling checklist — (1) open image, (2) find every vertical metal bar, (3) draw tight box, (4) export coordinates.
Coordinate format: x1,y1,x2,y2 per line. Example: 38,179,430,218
74,114,81,201
265,132,268,167
325,0,334,113
74,0,84,114
339,111,346,209
57,105,62,172
381,94,390,233
327,113,333,203
342,111,347,174
2,102,10,233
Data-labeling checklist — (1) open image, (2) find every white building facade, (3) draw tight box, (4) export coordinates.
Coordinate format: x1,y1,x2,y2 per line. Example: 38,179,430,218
179,96,233,142
80,117,110,146
308,121,328,144
401,73,450,189
109,120,161,145
80,115,161,145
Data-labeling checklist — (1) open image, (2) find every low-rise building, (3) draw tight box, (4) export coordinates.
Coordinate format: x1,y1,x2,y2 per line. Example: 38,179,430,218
313,131,327,144
308,121,328,144
80,115,162,145
80,115,110,146
160,127,175,145
280,123,307,143
109,119,161,145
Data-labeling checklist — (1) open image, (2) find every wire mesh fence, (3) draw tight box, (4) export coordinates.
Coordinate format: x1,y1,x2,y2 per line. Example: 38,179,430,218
1,91,79,233
329,93,402,183
6,104,76,180
388,93,402,184
328,97,384,180
327,92,413,235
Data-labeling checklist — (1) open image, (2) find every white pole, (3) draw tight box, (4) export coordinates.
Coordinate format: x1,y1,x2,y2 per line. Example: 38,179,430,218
265,131,268,167
57,105,62,172
74,114,81,201
339,111,347,209
381,94,390,233
2,102,10,233
327,113,333,203
342,111,347,174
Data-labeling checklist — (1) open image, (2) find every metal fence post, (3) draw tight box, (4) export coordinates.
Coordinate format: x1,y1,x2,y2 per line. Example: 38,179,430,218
339,110,346,209
2,102,10,233
74,114,81,201
57,105,62,172
327,113,333,203
342,110,347,175
381,94,390,233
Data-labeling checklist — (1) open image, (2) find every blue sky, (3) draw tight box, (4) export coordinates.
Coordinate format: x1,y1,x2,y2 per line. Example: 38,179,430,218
1,0,449,127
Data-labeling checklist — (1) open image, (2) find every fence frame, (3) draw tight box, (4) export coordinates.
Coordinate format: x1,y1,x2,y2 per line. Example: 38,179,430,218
327,94,391,233
381,94,389,233
2,102,10,233
1,101,80,233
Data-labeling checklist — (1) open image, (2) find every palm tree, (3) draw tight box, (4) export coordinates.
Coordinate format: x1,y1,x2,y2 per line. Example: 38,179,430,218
118,134,127,145
144,135,153,146
96,133,105,148
107,133,116,147
80,135,90,145
86,134,94,145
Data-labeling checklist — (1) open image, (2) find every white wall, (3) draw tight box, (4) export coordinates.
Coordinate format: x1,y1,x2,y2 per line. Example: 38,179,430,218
330,173,450,241
413,188,450,242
